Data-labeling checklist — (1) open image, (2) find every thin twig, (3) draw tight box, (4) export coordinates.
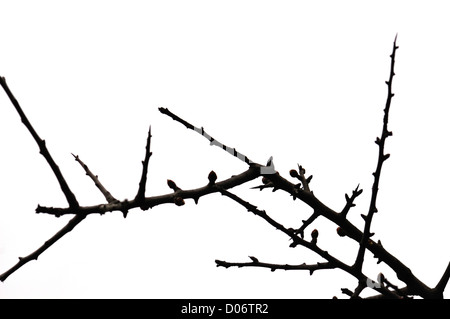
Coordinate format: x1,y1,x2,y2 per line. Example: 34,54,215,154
0,76,79,208
341,184,363,217
294,210,320,238
0,214,86,282
0,76,85,281
159,107,276,174
36,165,262,216
72,153,118,204
434,261,450,297
134,126,152,206
216,257,335,275
354,35,398,272
217,187,399,298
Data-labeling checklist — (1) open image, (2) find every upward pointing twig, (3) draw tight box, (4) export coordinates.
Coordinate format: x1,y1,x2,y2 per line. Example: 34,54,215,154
71,153,118,204
354,35,398,272
134,126,152,206
0,76,79,209
434,261,450,297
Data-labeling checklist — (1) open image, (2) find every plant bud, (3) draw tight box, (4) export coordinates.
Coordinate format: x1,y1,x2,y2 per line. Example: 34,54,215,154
167,179,179,191
174,196,185,206
311,229,319,239
289,169,299,178
262,176,270,184
208,170,217,184
336,227,346,237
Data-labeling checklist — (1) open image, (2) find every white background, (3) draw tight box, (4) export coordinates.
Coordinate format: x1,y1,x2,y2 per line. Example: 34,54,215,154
0,1,449,298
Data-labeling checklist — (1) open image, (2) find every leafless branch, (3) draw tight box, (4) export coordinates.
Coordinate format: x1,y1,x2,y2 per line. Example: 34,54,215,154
0,76,79,209
72,153,118,204
216,257,335,275
1,36,448,298
354,34,398,273
134,126,152,206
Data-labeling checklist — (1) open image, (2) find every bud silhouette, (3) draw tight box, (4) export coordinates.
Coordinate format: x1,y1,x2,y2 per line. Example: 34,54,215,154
289,169,299,178
336,227,346,237
208,170,217,185
167,179,180,192
311,229,319,245
174,196,185,206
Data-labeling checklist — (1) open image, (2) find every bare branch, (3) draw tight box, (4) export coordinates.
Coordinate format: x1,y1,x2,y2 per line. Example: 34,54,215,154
0,214,86,282
354,35,398,272
217,187,404,298
216,257,335,275
159,107,276,174
72,153,118,204
341,184,363,217
434,261,450,297
0,76,79,208
134,126,152,205
36,166,262,216
294,210,320,238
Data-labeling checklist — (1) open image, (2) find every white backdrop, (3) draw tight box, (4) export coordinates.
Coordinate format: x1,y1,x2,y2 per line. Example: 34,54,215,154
1,1,449,298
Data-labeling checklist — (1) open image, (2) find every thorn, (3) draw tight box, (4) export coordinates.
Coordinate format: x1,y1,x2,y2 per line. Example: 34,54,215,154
249,256,259,263
361,214,367,221
383,154,391,161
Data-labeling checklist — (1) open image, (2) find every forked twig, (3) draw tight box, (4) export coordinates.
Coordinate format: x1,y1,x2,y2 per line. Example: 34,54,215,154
1,37,449,298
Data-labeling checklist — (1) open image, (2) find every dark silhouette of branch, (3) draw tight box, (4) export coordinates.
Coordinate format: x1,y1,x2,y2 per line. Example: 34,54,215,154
216,257,335,274
0,77,261,280
72,153,119,204
341,184,363,217
0,214,86,282
158,107,276,175
435,262,450,297
1,36,449,298
0,76,79,209
34,166,261,216
216,187,400,298
354,35,398,274
134,126,152,207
